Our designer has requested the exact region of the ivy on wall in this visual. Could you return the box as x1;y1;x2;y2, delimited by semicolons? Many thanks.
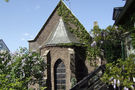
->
57;1;93;61
56;1;135;65
56;1;123;65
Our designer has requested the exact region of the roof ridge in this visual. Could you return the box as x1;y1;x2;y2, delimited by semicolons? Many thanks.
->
28;1;61;42
45;17;79;46
28;0;89;42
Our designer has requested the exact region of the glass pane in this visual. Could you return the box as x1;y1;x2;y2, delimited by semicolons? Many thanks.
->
57;74;66;78
57;80;61;84
57;85;61;89
56;69;65;73
54;59;66;90
61;80;66;84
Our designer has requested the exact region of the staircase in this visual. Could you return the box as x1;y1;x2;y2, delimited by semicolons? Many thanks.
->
70;65;109;90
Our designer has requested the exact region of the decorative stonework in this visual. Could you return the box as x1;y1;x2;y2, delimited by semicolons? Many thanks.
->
28;1;93;90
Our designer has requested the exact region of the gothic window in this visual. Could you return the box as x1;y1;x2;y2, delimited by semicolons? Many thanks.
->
54;59;66;90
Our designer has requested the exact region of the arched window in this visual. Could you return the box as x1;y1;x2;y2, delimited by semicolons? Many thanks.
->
54;59;66;90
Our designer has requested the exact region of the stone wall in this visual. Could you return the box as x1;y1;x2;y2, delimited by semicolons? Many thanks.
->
40;46;91;90
29;10;60;51
41;46;72;90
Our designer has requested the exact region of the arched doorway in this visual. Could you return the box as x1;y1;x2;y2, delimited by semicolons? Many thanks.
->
54;59;66;90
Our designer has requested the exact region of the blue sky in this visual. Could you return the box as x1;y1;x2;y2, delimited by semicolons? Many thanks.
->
0;0;125;52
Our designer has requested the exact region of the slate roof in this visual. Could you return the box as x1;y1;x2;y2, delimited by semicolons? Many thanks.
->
28;0;91;50
0;39;10;52
114;0;135;25
45;17;80;46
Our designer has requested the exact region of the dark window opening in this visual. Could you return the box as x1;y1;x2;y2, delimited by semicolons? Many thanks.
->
54;59;66;90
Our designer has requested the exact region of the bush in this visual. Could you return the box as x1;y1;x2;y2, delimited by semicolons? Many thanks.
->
0;47;46;89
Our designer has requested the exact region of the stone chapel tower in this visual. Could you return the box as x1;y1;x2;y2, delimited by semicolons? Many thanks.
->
29;1;92;90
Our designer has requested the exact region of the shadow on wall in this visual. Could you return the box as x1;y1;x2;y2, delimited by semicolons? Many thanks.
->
75;46;88;82
46;52;52;90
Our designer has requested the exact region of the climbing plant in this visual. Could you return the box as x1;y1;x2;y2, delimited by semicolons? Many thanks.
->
57;1;93;62
57;1;125;65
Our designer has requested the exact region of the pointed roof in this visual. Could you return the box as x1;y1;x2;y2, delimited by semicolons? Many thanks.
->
0;39;10;52
28;1;63;42
28;0;91;50
45;17;79;46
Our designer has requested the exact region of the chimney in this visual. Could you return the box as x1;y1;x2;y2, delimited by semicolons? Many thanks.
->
94;21;98;27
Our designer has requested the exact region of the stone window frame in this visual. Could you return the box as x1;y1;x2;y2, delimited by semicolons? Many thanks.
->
54;59;66;90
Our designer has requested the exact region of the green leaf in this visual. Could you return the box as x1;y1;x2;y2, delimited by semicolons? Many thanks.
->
5;0;9;2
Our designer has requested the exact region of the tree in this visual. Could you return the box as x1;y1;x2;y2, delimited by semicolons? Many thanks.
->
90;24;135;89
90;25;124;64
0;48;46;89
101;54;135;89
0;50;23;89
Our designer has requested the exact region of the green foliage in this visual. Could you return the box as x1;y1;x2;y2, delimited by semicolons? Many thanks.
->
57;43;82;47
100;12;135;90
121;12;135;49
71;77;77;88
0;50;24;90
0;48;46;89
131;32;135;48
57;1;92;62
5;0;9;2
13;48;45;80
57;1;124;65
101;54;135;89
91;25;123;63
